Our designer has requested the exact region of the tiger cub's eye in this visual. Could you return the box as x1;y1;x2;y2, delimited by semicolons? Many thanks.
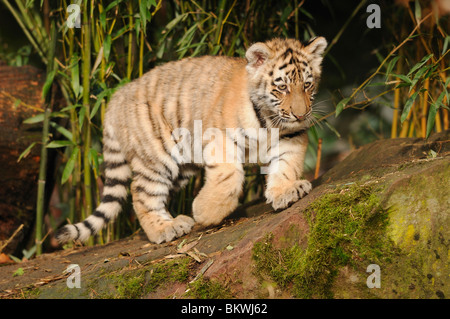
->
277;84;288;91
304;82;312;89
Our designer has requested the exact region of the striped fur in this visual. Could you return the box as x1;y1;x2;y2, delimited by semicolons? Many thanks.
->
55;37;327;244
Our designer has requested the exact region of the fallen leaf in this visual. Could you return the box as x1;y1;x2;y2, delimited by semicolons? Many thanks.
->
186;251;202;263
177;239;199;254
0;253;13;264
164;254;187;259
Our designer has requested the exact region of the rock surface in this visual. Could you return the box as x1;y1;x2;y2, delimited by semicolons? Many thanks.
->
0;131;448;299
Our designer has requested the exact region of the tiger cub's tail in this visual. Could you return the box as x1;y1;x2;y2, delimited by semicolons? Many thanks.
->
55;126;131;244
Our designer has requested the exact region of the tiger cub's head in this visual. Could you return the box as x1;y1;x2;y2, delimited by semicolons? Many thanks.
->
245;37;327;130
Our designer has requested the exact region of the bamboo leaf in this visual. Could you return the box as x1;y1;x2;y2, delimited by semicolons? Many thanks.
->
410;64;432;91
23;113;45;124
164;13;188;32
105;0;124;12
89;148;100;176
385;56;400;81
414;0;421;22
335;97;351;117
308;125;319;144
103;34;112;61
407;53;433;77
442;37;450;56
391;73;412;85
41;70;56;100
61;146;79;184
46;140;75;148
401;90;420;123
70;55;81;98
139;0;149;31
90;90;108;119
49;121;73;141
78;105;86;129
17;142;37;162
426;103;437;139
324;120;341;138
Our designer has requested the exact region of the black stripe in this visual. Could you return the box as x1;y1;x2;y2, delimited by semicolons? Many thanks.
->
102;194;125;204
135;185;169;197
176;100;182;129
217;172;234;184
74;224;81;240
105;160;128;170
282;48;293;58
92;210;110;223
83;220;95;235
160;162;174;179
279;63;289;70
252;102;266;128
133;170;172;187
281;129;307;139
105;177;129;187
103;145;122;154
274;77;282;82
269;151;292;163
136;199;165;212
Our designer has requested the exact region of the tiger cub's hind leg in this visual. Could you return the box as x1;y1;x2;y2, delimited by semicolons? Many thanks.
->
131;159;195;244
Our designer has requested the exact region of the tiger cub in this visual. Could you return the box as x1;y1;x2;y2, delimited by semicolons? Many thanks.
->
56;37;327;245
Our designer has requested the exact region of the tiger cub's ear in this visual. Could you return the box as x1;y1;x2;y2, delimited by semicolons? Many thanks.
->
304;36;327;77
246;42;273;68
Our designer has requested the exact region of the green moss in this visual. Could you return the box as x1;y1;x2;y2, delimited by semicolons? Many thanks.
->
187;276;232;299
252;183;395;298
90;257;193;299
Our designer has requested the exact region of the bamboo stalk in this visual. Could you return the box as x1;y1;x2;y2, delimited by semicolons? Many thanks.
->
139;29;144;77
391;88;400;138
421;78;430;138
391;61;402;138
214;0;227;45
435;109;443;133
441;60;449;130
314;138;323;180
81;0;93;242
127;1;134;79
36;21;57;255
443;96;449;130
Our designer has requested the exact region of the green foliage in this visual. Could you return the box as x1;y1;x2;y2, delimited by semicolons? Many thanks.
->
333;0;449;140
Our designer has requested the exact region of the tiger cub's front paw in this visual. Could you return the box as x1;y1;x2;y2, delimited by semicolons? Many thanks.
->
145;215;195;244
265;179;312;210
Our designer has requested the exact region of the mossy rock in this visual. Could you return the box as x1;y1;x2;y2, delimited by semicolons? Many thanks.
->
1;131;448;299
251;134;449;299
